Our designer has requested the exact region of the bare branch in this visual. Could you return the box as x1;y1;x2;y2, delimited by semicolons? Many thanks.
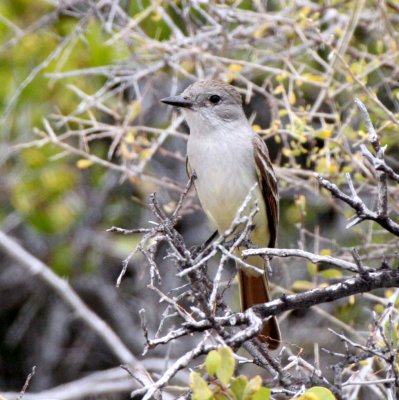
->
253;268;399;320
316;174;399;236
243;247;363;273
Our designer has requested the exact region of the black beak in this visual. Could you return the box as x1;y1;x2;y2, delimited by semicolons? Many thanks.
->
161;95;193;109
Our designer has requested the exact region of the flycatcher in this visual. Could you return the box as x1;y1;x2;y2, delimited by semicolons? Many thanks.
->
161;80;280;349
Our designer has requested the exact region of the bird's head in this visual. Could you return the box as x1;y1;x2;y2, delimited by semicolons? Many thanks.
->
161;80;246;131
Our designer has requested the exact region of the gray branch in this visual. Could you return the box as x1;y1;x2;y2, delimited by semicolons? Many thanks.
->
243;247;364;273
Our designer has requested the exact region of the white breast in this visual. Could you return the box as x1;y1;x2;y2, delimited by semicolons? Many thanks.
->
187;126;265;233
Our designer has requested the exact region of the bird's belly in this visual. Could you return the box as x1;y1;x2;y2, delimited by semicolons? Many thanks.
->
188;142;265;235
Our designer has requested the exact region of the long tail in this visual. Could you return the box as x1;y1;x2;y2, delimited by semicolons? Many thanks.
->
239;270;281;349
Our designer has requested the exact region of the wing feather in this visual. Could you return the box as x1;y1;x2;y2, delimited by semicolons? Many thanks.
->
186;156;193;178
252;135;279;248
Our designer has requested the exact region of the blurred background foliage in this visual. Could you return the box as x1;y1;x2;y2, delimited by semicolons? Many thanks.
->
0;0;399;398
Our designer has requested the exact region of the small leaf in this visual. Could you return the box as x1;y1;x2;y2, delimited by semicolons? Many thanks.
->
319;269;343;279
216;347;235;385
316;129;332;139
230;376;248;400
251;386;271;400
302;386;336;400
320;249;332;256
242;375;262;399
162;201;176;214
76;159;93;169
124;130;136;144
205;350;221;377
282;147;292;157
374;304;384;314
190;371;213;400
307;262;318;277
139;148;152;161
229;63;243;73
150;10;162;21
273;85;284;95
301;73;325;84
120;142;136;160
295;194;306;211
291;280;314;292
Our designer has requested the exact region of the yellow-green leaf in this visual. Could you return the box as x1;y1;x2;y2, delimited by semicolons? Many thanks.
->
229;63;243;73
307;262;318;277
301;73;325;83
216;347;235;385
316;129;332;139
274;85;284;95
230;376;248;400
242;375;262;399
291;280;314;292
252;124;262;132
319;269;343;279
302;386;336;400
190;371;213;400
320;249;332;256
251;386;271;400
76;159;94;169
205;350;221;377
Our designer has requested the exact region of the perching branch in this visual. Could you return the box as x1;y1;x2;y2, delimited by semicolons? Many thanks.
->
253;267;399;320
243;247;364;273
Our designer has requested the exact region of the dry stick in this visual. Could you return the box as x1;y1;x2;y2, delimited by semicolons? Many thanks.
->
360;144;399;183
316;174;399;236
17;366;36;400
0;230;156;393
354;98;388;217
2;367;138;400
243;247;362;273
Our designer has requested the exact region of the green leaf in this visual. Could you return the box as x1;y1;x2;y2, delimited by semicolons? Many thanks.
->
242;376;262;399
303;386;336;400
319;269;343;279
190;371;213;400
307;262;318;277
216;347;236;385
205;350;221;377
230;376;248;400
251;386;271;400
291;280;314;292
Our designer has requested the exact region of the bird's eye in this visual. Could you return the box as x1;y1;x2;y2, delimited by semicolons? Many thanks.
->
209;95;221;104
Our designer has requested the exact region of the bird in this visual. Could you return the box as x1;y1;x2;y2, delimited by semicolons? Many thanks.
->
161;80;280;349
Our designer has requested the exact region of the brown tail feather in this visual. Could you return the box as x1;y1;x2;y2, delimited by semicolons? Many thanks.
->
239;270;281;349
